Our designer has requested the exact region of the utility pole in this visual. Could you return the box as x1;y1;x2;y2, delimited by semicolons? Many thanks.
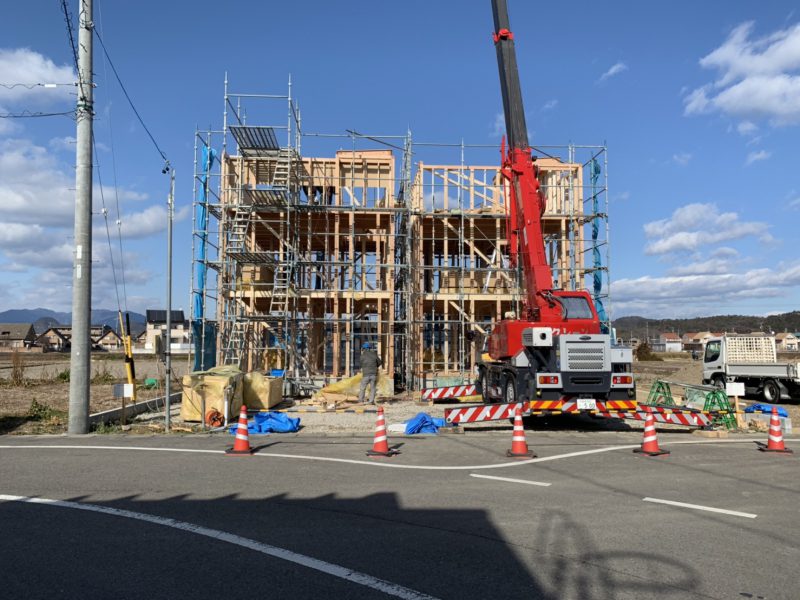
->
68;0;93;434
165;170;175;432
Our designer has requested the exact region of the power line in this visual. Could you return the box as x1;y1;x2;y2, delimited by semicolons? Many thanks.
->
93;28;170;171
59;0;80;74
0;110;75;118
96;2;128;312
92;134;124;314
0;82;75;89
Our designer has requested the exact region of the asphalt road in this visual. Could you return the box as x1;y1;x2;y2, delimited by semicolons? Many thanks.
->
1;430;798;599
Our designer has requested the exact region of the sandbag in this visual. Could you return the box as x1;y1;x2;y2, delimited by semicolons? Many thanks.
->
243;372;283;410
180;366;243;422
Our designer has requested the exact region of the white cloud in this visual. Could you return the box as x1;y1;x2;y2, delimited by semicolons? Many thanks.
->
745;149;771;165
672;152;692;166
736;120;758;135
789;197;800;209
541;99;558;111
116;205;189;240
616;191;631;202
48;136;76;152
490;112;504;138
599;62;628;82
613;261;800;316
0;49;75;104
684;22;800;124
0;223;46;250
643;203;769;255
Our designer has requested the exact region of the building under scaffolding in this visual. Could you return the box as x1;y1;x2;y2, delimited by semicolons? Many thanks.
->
190;81;610;393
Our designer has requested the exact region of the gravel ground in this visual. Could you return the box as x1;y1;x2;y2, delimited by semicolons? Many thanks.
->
3;355;798;436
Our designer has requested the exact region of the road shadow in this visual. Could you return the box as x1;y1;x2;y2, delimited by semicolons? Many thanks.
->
2;490;549;599
530;508;702;598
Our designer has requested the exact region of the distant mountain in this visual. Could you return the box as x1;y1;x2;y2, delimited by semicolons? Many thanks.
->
0;308;146;333
613;311;800;342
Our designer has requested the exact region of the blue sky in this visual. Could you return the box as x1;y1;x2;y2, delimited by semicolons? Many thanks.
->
1;0;799;320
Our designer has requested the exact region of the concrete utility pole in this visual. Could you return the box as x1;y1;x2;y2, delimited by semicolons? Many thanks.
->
68;0;93;434
165;170;175;432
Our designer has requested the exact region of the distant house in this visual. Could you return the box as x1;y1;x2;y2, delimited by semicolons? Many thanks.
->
95;329;123;352
775;332;798;352
36;327;70;352
35;325;111;352
142;310;190;355
682;331;713;353
0;323;36;349
652;332;682;353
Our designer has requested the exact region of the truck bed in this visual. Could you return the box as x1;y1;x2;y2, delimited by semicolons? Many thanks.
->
726;363;794;379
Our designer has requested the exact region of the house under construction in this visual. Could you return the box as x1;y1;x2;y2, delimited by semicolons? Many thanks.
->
190;81;610;392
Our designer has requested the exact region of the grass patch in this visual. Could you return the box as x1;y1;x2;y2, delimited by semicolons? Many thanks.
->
91;420;122;434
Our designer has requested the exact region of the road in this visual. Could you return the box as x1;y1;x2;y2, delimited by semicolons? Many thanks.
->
1;430;798;599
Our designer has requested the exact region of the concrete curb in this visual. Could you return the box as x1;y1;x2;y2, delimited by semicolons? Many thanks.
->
89;393;181;425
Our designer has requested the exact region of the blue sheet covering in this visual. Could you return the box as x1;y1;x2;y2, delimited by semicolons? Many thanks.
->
229;412;301;435
744;404;788;417
404;412;447;434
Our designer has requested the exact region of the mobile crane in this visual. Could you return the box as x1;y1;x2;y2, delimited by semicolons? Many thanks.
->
475;0;635;413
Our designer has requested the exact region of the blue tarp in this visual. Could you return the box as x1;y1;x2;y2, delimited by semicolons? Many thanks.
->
744;404;789;417
229;412;302;435
192;145;218;371
404;412;447;435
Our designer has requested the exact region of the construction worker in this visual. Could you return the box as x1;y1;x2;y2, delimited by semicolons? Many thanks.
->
358;342;382;404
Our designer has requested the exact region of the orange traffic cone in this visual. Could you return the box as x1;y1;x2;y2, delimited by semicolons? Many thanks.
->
506;407;536;458
225;405;253;455
366;407;399;457
633;407;670;457
757;407;793;454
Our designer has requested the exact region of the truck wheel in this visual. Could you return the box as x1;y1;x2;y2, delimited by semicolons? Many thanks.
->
503;376;517;404
480;370;489;403
712;376;726;390
763;379;781;403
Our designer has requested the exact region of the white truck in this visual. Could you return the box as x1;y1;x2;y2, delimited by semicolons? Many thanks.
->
702;335;800;402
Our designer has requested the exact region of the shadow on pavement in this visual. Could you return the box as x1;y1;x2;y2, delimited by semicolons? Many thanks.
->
0;487;705;600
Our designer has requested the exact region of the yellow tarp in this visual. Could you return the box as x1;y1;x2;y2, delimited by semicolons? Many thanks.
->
243;372;283;410
180;365;244;422
312;369;393;402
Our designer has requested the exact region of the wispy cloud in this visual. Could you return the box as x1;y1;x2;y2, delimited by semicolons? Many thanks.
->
745;149;771;165
684;22;800;125
672;152;692;166
599;61;628;82
643;203;770;255
541;99;558;111
736;121;758;136
490;112;504;138
613;261;800;317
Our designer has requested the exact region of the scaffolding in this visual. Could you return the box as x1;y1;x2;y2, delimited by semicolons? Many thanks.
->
190;80;610;393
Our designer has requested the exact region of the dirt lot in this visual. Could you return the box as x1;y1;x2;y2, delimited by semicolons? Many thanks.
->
0;352;190;434
1;352;797;435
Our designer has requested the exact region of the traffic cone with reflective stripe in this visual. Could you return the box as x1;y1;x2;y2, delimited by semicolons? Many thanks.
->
633;407;670;457
507;407;536;458
225;405;253;455
757;407;793;454
366;407;399;457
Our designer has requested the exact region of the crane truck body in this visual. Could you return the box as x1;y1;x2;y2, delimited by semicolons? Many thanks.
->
476;0;635;410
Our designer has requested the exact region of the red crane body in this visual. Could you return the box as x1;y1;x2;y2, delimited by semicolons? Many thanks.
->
488;1;600;360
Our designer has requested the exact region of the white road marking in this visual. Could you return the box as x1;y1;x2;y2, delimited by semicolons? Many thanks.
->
469;474;551;487
0;438;793;471
0;494;438;600
642;497;757;519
